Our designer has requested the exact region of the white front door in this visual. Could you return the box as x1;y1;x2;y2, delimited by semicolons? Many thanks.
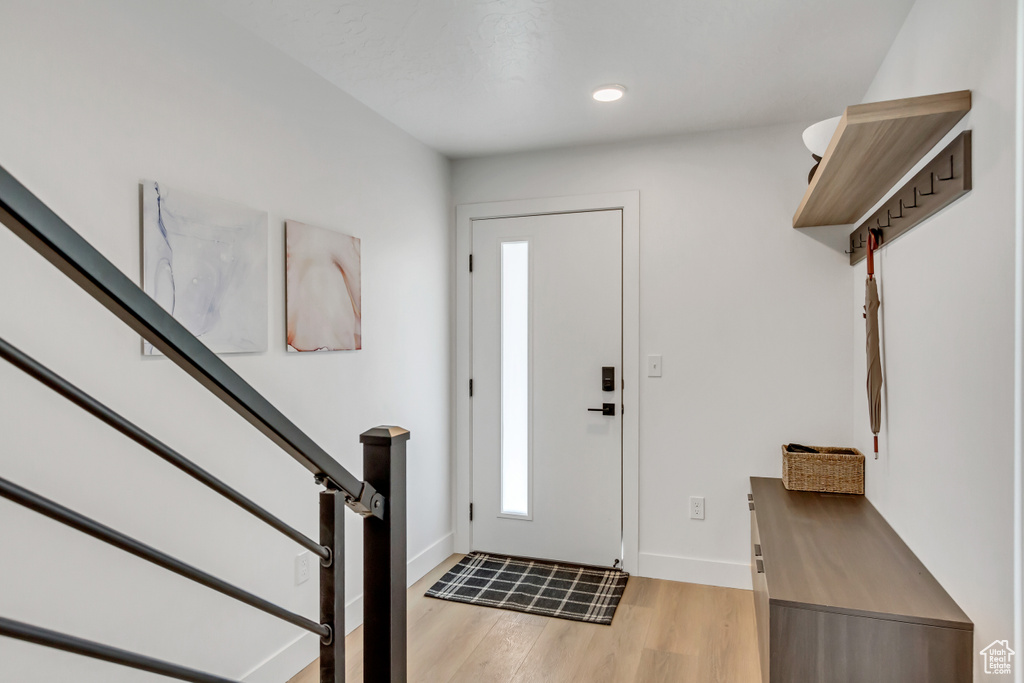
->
471;210;623;568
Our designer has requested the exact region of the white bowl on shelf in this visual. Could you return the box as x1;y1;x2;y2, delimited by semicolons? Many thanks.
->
802;115;842;158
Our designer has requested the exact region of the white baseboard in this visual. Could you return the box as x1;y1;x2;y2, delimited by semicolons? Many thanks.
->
244;531;455;683
638;552;752;590
242;632;318;683
407;531;455;588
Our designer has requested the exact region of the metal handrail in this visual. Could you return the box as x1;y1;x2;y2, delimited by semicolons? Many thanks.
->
0;336;329;561
0;163;382;519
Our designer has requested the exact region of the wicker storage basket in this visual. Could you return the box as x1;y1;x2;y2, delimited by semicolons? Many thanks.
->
782;445;864;494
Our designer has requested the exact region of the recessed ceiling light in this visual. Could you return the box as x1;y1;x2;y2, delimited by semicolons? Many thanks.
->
593;85;626;102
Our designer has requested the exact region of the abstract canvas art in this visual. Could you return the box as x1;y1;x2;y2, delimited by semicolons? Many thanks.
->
141;181;268;355
286;220;361;352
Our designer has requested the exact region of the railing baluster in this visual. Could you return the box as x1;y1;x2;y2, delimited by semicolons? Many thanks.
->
0;335;330;562
320;490;345;682
0;616;240;683
361;426;410;683
0;476;330;639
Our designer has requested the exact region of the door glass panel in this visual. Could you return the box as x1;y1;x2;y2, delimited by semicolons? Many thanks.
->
501;241;529;516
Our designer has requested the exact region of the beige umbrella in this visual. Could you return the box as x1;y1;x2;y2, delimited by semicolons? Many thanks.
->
865;231;882;457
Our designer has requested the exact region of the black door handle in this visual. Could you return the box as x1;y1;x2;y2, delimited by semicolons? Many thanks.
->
587;403;616;416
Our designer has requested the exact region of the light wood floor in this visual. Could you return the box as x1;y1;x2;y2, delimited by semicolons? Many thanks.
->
289;554;760;683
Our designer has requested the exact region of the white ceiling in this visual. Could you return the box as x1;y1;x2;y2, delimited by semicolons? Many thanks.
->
206;0;915;159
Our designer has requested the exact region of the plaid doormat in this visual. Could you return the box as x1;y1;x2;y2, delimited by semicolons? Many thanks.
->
425;552;628;625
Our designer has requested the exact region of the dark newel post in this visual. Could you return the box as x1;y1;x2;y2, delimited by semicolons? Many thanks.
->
361;426;409;683
320;490;345;683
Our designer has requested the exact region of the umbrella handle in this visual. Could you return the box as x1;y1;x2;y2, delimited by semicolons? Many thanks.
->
866;230;879;278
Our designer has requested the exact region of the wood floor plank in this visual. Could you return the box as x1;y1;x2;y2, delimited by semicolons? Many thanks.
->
409;599;504;682
643;579;709;656
635;649;700;682
703;585;760;683
644;581;761;682
569;604;653;683
408;553;464;628
288;555;760;683
448;611;548;683
344;625;364;682
509;615;601;683
618;575;662;609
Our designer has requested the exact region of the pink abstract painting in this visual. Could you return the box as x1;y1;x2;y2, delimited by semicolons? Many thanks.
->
286;221;361;351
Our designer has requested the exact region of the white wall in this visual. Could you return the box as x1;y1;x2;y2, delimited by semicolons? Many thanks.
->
0;2;451;682
850;0;1017;677
452;124;854;589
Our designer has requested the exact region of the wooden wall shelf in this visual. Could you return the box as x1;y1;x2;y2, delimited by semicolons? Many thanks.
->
793;90;971;228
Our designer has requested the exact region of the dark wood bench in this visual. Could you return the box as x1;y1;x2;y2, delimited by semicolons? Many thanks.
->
749;477;972;682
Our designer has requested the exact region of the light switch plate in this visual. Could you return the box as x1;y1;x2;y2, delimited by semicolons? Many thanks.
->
647;355;663;377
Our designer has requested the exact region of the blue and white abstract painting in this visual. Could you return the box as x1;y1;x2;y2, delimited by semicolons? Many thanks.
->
141;181;268;355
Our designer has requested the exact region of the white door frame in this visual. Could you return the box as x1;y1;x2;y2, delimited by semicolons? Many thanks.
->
454;191;640;573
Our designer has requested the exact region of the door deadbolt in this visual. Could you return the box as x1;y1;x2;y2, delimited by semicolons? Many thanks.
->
602;366;615;392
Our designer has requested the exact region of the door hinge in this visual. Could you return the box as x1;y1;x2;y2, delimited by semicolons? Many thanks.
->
469;254;473;272
470;503;474;521
469;379;473;397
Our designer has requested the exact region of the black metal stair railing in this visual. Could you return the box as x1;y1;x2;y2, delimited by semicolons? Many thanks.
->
0;336;330;562
0;164;409;683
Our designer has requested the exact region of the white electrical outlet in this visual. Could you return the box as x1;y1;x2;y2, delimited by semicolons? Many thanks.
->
295;551;311;585
690;496;705;520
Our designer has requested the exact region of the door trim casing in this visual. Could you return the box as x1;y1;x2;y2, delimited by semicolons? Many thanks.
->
454;192;640;573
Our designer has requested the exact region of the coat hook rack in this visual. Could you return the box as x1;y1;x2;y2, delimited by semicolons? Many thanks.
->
937;154;955;181
848;131;972;266
919;172;936;196
846;233;867;254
